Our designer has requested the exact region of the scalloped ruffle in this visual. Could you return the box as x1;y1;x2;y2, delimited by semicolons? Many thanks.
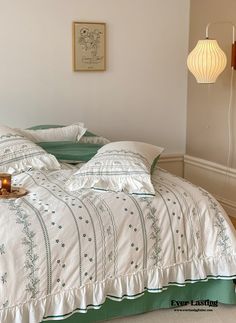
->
1;153;60;174
1;254;236;323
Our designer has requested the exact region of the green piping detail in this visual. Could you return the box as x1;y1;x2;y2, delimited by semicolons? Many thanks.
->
42;275;236;321
151;155;160;174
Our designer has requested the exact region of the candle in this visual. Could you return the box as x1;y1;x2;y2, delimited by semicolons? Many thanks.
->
0;173;12;193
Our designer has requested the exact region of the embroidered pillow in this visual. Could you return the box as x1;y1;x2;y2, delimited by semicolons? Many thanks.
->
79;130;110;145
0;125;61;173
15;123;87;143
66;141;164;196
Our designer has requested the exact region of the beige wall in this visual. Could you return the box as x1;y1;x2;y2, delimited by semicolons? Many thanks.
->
0;0;190;154
187;0;236;168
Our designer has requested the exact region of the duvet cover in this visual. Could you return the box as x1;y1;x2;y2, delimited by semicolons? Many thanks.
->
0;164;236;323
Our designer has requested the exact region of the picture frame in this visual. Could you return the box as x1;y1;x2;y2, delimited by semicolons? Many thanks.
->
72;22;106;71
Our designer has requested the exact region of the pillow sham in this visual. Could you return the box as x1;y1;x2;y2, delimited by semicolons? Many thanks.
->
66;141;164;196
0;125;61;173
16;123;86;143
26;124;110;144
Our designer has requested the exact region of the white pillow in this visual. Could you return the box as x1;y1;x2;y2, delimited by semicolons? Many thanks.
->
0;125;61;173
15;124;87;143
66;141;164;196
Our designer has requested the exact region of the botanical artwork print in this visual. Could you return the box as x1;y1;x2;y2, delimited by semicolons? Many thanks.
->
73;22;106;71
79;28;102;64
0;164;235;323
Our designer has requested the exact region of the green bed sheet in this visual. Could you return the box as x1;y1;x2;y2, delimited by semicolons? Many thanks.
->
43;279;236;322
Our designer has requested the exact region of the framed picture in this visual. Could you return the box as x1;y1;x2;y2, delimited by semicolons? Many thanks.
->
73;22;106;71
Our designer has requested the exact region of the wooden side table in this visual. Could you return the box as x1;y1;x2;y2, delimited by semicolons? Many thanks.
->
229;216;236;230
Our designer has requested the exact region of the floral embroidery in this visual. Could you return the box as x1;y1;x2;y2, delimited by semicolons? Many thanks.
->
214;214;231;252
199;188;231;253
142;198;162;266
107;226;112;236
196;231;200;240
79;135;110;145
0;244;5;255
1;273;7;285
108;251;113;261
9;201;40;298
192;208;200;240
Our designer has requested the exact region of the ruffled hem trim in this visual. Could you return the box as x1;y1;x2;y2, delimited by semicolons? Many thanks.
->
1;254;236;323
66;173;155;196
1;153;61;174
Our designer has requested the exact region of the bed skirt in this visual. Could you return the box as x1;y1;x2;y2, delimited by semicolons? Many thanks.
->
42;279;236;322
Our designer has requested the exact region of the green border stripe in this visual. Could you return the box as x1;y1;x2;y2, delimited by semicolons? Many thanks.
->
42;275;236;321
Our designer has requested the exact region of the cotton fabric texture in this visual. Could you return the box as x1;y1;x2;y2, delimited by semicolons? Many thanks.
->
0;164;236;323
0;125;60;173
16;123;87;143
27;124;110;146
66;141;164;195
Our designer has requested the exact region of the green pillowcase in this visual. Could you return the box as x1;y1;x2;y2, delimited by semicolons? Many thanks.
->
37;141;103;163
28;125;102;139
27;125;107;163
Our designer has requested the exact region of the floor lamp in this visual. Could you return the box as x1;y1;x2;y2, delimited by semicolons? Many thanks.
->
187;21;236;185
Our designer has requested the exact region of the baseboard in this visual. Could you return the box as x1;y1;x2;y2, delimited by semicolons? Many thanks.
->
184;155;236;178
159;154;184;177
184;155;236;216
215;196;236;217
156;153;236;215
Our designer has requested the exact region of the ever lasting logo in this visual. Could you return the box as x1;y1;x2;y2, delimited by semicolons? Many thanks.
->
171;299;218;308
79;27;103;65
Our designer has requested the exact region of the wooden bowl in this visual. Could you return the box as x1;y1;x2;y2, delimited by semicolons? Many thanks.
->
0;187;28;199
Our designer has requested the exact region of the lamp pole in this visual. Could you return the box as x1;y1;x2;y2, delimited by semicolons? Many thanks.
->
205;21;236;69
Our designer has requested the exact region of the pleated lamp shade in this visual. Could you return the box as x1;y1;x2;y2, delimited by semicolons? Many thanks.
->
187;39;227;83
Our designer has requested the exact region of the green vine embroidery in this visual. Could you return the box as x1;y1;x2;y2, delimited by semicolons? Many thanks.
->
9;201;40;298
96;149;150;165
199;188;231;253
0;244;5;255
215;215;231;252
1;272;7;284
142;198;162;266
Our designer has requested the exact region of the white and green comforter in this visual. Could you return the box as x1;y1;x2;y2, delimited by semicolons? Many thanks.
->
0;164;236;323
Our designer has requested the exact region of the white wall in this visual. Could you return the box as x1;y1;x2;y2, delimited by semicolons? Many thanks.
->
187;0;236;168
185;0;236;215
0;0;190;153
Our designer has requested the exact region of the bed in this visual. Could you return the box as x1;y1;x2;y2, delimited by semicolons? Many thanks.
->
0;161;236;323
